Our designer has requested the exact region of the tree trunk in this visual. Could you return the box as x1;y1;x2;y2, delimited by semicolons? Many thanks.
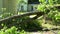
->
3;0;19;15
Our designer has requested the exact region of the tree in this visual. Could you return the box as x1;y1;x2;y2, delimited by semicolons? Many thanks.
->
3;0;20;15
1;0;22;18
0;0;2;14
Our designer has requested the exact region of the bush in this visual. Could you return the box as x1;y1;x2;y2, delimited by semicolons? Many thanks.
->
38;0;60;25
0;26;27;34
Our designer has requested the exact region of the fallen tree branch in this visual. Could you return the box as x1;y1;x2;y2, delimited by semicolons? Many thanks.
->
1;4;60;23
0;11;44;23
46;4;60;9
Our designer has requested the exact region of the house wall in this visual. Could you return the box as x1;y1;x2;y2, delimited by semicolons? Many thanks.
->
17;0;28;11
17;4;27;11
17;0;39;12
28;4;39;11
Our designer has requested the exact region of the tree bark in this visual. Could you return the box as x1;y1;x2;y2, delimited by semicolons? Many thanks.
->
0;11;44;23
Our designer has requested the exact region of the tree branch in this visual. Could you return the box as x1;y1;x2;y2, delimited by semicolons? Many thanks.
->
0;11;44;23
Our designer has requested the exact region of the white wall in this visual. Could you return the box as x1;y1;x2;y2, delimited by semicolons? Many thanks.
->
17;0;28;11
28;4;39;11
17;3;27;11
17;0;39;11
24;4;27;11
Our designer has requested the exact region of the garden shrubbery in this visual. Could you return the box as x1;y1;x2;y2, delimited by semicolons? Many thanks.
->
0;26;27;34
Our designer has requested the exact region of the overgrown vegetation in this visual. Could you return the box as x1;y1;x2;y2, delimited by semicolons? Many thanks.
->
0;0;60;34
38;0;60;25
0;26;27;34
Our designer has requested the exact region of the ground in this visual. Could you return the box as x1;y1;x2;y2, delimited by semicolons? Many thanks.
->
26;30;59;34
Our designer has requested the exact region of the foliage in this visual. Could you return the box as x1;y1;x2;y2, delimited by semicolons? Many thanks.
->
38;0;60;24
1;0;60;34
19;0;27;4
58;31;60;34
0;26;27;34
0;14;43;31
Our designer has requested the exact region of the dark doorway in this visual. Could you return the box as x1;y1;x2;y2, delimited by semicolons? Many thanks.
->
28;0;40;4
21;6;24;11
31;6;33;11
